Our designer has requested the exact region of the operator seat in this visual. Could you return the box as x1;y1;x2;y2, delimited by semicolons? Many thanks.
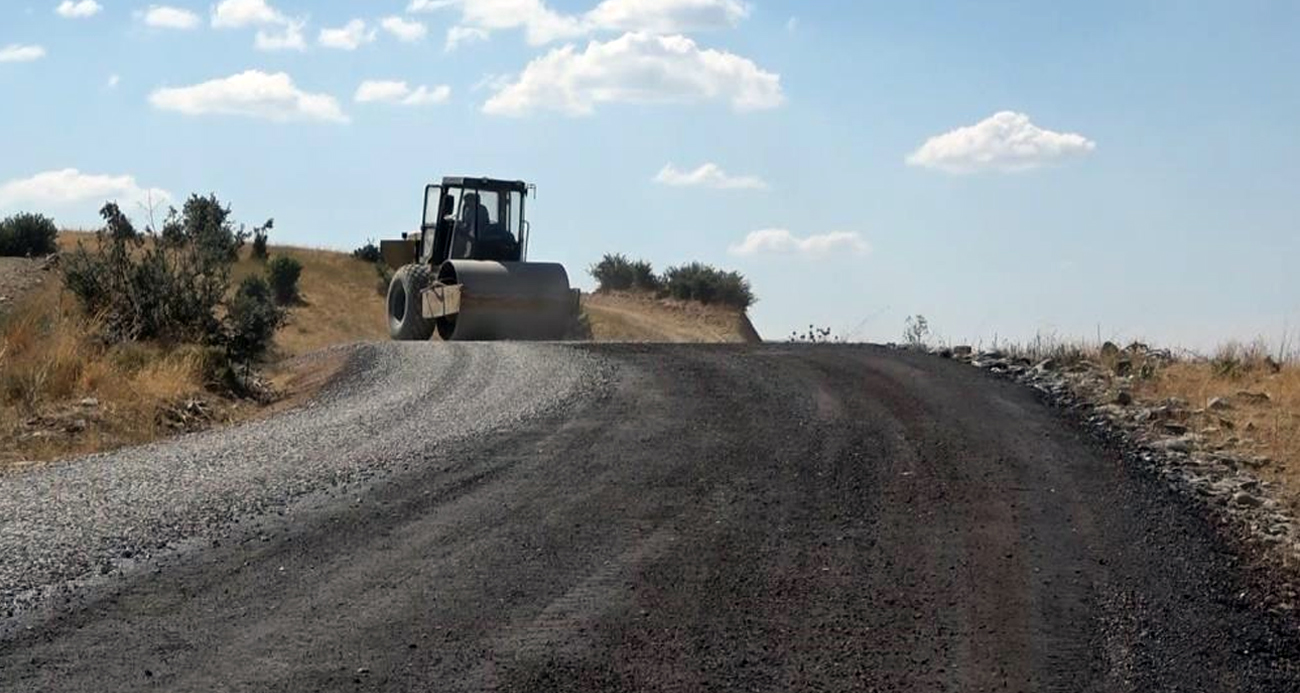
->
451;193;490;259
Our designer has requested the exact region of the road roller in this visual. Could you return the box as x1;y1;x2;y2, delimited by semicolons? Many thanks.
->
380;177;578;341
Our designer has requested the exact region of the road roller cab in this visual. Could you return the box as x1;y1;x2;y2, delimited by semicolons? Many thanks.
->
381;177;577;342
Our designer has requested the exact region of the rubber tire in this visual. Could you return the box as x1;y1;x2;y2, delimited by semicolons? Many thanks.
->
387;264;435;341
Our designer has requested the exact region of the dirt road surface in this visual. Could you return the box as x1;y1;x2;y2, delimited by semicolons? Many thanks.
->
2;344;1299;691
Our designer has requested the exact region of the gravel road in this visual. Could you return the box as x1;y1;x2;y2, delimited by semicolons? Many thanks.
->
2;343;1299;691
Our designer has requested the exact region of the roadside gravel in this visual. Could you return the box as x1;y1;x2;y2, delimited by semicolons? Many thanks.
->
0;341;606;616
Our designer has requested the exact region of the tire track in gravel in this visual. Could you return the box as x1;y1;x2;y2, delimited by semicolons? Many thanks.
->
0;342;605;620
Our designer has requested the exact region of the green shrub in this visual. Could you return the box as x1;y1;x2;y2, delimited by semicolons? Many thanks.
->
589;253;662;293
62;202;228;344
157;194;247;260
60;196;288;380
629;259;660;292
223;276;284;365
590;253;635;291
662;262;754;309
353;240;382;264
267;255;303;305
0;212;59;257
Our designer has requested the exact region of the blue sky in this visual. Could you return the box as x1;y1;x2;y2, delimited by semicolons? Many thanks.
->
2;0;1298;349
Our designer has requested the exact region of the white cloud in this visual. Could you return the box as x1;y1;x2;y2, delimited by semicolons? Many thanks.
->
141;5;201;30
256;20;306;51
906;111;1097;174
381;16;427;42
56;0;102;19
729;229;871;257
149;70;348;123
417;0;748;47
0;169;171;211
355;80;450;106
355;81;407;103
0;44;46;63
445;25;489;51
211;0;285;28
654;163;766;190
106;73;120;88
410;0;582;45
407;0;454;11
585;0;749;34
319;19;377;50
483;32;783;116
211;0;304;50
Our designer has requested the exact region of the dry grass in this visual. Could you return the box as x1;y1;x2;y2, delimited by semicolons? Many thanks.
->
1137;360;1300;505
0;282;210;466
582;291;760;343
1;234;388;467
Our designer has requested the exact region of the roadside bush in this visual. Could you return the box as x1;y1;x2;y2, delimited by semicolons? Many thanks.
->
352;240;382;264
157;194;247;260
223;276;284;365
0;212;59;257
662;262;755;309
267;255;303;305
790;326;835;343
629;259;661;292
60;196;289;377
589;253;663;293
250;219;273;261
62;203;228;344
590;253;636;291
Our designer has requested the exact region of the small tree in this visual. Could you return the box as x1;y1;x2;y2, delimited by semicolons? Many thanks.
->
267;255;303;305
250;219;273;261
903;315;930;348
179;194;245;261
0;212;59;257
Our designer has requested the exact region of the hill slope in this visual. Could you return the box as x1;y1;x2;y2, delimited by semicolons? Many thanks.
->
1;240;758;466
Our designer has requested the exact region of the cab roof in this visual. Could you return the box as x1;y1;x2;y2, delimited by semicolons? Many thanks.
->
440;176;529;194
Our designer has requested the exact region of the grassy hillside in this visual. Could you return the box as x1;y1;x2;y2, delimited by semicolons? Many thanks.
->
0;236;757;466
233;245;388;357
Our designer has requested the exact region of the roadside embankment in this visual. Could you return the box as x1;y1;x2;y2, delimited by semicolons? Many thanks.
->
932;342;1300;593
